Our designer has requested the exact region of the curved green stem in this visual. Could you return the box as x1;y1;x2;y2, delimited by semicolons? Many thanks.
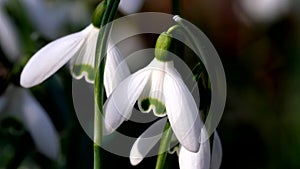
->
93;0;120;169
155;120;173;169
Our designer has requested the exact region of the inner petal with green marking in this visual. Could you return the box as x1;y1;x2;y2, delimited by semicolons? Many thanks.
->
139;97;166;117
71;64;95;83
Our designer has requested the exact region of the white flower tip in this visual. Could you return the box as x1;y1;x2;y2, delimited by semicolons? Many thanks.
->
130;156;143;166
20;73;34;88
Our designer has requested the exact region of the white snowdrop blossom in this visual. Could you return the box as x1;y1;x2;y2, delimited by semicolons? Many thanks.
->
0;85;60;160
20;24;129;93
103;32;203;152
20;1;131;96
129;118;222;169
20;24;99;88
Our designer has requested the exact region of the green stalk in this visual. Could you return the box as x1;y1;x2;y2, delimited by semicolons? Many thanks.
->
93;1;120;169
155;121;173;169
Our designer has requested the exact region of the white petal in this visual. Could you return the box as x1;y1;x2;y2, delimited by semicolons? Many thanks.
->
0;7;20;61
179;130;211;169
103;68;151;135
9;88;59;160
130;118;167;166
104;42;131;96
211;132;222;169
20;26;88;88
70;25;99;83
163;60;202;152
118;0;144;14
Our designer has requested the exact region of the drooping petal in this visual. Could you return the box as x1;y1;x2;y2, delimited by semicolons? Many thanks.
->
104;42;131;96
130;118;167;166
163;60;202;152
6;87;59;160
179;130;211;169
70;24;99;83
0;7;20;61
103;68;151;135
20;26;89;88
211;132;222;169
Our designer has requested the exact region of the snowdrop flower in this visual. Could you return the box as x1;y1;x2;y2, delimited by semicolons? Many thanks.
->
129;118;222;169
0;85;59;160
20;1;130;93
103;32;202;152
0;1;21;60
20;23;99;87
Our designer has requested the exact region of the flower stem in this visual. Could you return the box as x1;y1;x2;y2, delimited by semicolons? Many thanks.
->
155;120;173;169
93;0;120;169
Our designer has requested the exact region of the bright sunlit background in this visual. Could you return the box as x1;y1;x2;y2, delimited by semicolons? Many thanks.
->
1;0;300;168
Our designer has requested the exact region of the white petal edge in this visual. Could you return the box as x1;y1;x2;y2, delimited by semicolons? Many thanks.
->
163;61;202;152
130;118;167;166
16;88;59;160
211;132;222;169
179;130;211;169
104;42;131;96
20;25;90;88
103;68;151;135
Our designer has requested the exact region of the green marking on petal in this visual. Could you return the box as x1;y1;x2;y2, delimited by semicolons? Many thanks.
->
72;64;95;82
140;97;166;116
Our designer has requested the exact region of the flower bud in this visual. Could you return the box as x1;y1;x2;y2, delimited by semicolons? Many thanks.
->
155;32;172;62
92;1;107;28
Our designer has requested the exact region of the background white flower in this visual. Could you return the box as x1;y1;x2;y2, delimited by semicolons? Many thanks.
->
0;2;21;60
0;85;60;160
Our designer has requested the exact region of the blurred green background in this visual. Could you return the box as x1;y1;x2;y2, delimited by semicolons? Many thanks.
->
1;0;300;168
